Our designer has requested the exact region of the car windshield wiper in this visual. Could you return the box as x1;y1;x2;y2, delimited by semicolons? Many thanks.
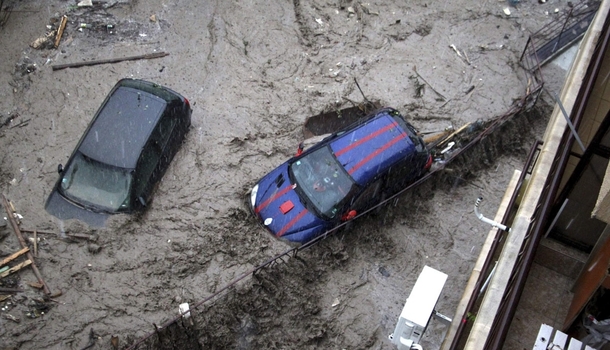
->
61;193;110;214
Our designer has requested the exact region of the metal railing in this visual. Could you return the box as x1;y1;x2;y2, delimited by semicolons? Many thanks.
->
520;0;601;71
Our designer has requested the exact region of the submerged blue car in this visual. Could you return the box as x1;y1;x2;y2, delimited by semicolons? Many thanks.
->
249;107;431;244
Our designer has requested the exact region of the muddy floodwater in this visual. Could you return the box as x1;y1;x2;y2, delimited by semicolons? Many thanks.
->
0;0;573;349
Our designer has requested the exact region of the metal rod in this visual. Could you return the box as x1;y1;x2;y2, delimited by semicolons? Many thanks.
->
551;6;574;54
549;90;586;152
544;198;568;238
480;261;498;294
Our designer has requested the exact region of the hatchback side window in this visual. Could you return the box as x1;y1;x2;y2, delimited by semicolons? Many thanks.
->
134;142;161;198
150;110;177;152
386;159;420;192
350;178;383;212
133;112;174;199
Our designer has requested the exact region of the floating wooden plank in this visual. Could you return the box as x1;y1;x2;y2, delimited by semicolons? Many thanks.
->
27;281;44;289
66;232;98;241
54;15;68;48
52;51;169;71
0;259;32;278
21;229;56;235
0;247;29;267
33;230;37;257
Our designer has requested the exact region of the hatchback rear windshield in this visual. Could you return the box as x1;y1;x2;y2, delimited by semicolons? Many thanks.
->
391;114;425;152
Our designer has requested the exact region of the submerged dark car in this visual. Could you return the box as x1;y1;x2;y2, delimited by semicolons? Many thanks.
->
249;107;431;244
45;79;191;226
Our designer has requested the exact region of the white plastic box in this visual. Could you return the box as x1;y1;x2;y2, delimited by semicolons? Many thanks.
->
391;266;448;349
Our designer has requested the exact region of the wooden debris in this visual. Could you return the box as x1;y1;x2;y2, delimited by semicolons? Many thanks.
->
22;229;97;243
33;230;38;257
54;15;68;48
450;44;471;65
30;32;55;49
52;51;169;71
423;129;454;146
21;229;55;235
0;259;32;278
436;122;474;148
67;232;98;242
111;335;119;349
450;44;463;58
27;281;44;289
0;295;10;302
0;287;23;293
3;313;20;323
0;247;29;267
463;49;471;65
1;195;51;295
9;118;31;129
412;65;447;101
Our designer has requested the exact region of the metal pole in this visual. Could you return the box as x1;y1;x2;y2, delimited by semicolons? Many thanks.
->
549;90;586;152
544;198;568;238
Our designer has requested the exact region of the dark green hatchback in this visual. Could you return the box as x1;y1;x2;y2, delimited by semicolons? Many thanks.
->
45;79;191;226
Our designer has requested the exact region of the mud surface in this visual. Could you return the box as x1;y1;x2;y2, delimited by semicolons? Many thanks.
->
0;0;576;349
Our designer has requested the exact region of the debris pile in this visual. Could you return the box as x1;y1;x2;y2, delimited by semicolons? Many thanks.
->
30;15;67;49
0;193;109;329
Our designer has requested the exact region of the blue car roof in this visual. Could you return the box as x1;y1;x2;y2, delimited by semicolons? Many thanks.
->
329;110;416;186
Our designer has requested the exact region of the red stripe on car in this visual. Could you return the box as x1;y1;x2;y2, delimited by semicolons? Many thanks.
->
277;209;308;237
334;120;399;157
348;133;407;175
255;185;293;214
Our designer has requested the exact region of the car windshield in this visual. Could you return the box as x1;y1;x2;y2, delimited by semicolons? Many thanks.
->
59;151;132;212
289;146;356;218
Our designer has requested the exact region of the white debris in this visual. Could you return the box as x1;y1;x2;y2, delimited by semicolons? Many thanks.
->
179;303;191;318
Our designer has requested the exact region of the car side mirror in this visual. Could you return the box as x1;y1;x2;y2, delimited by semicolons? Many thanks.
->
57;164;63;174
341;210;357;221
296;142;304;156
138;196;147;208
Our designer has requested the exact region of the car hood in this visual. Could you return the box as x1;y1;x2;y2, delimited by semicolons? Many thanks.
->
252;163;331;243
45;189;109;227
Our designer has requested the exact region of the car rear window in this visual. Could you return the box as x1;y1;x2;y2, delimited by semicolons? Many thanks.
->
391;113;425;152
